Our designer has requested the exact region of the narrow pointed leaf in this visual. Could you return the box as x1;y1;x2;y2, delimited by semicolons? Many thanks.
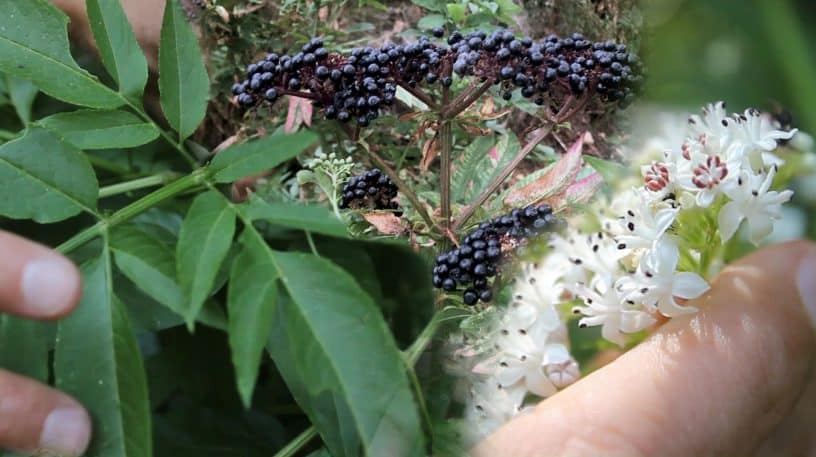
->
210;131;317;183
86;0;149;101
584;155;627;184
227;244;279;408
111;225;185;315
38;109;159;149
257;235;424;457
55;251;152;457
0;0;122;108
451;135;495;203
0;127;98;222
5;75;38;124
504;135;584;206
158;0;209;141
177;191;235;327
243;195;348;238
0;315;48;381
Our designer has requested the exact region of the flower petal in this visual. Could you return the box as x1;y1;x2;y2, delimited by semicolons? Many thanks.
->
672;271;710;299
718;200;744;243
747;212;774;245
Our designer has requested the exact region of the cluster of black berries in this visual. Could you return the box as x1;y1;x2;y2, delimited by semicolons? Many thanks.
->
432;204;558;305
232;29;643;125
339;168;399;210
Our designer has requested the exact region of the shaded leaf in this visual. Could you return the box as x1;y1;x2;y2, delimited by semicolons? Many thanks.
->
0;127;98;222
110;225;185;315
0;0;122;108
0;315;48;381
284;96;313;134
504;135;584;206
5;75;37;123
451;134;495;203
55;251;152;457
177;191;235;328
38;109;159;149
584;155;627;185
228;238;279;408
210;130;317;183
87;0;148;101
244;195;347;238
158;0;209;141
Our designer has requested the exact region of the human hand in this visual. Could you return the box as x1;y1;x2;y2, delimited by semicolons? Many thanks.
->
476;241;816;457
0;230;90;456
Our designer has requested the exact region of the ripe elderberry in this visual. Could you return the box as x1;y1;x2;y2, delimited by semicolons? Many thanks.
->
432;204;558;305
339;168;399;210
232;30;643;126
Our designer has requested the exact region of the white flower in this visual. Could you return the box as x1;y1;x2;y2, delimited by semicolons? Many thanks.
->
718;166;794;245
614;192;679;251
573;279;657;346
462;380;529;445
730;108;797;169
617;240;709;317
674;140;739;207
687;101;732;147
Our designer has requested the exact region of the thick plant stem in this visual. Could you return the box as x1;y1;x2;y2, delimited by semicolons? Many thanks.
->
442;79;493;119
439;120;453;237
57;170;207;254
365;150;435;231
98;172;180;198
397;81;438;110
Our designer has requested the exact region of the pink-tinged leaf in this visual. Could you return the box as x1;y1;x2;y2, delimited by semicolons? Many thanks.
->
488;146;499;162
548;171;603;211
363;212;406;235
504;135;585;206
284;97;313;133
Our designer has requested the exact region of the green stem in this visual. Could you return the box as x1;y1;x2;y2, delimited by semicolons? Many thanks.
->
57;170;208;254
365;149;436;232
86;155;133;176
305;231;320;256
99;172;180;198
272;426;318;457
124;99;199;168
439;120;452;239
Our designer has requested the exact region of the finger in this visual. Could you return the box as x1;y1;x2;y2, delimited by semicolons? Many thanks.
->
476;241;816;457
0;230;82;319
0;369;91;456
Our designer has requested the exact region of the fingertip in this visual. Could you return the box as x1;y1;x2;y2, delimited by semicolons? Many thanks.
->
20;255;83;319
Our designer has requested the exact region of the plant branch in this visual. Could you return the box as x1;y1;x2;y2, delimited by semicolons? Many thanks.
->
365;149;435;231
442;79;494;119
439;119;452;238
57;170;207;254
272;426;318;457
98;172;180;198
396;81;438;110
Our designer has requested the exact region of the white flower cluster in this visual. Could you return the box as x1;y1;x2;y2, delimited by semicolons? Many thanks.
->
447;102;797;443
446;257;580;445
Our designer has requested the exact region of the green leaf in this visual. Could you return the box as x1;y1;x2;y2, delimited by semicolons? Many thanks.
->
177;191;235;327
262;242;424;457
38;109;159;149
411;0;445;12
55;250;152;457
158;0;209;141
0;127;98;222
446;3;466;22
584;155;627;185
451;135;496;203
0;0;122;108
0;315;48;381
227;240;279;408
417;14;447;29
209;131;317;183
111;225;185;315
243;195;348;238
5;75;38;123
86;0;149;101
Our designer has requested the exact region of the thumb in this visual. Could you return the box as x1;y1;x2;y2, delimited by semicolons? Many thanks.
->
476;240;816;457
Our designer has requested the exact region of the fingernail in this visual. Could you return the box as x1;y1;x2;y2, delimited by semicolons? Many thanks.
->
20;258;79;317
796;250;816;329
39;408;91;457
